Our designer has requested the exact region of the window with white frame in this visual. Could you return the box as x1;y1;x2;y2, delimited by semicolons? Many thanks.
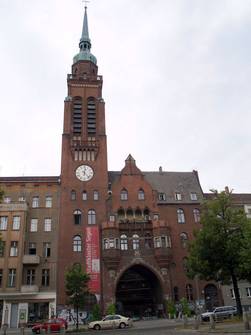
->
109;215;115;222
175;192;182;201
32;196;39;208
26;269;35;285
103;239;109;249
246;287;251;297
154;237;161;248
193;209;200;223
8;269;16;287
0;216;8;230
120;189;128;201
44;218;52;232
132;234;140;250
190;192;198;201
4;197;11;204
82;191;87;201
12;216;21;230
158;193;166;201
18;196;26;202
45;196;52;208
73;235;82;252
88;209;96;224
30;218;38;232
138;189;145;200
120;234;128;250
10;241;18;257
177;209;185;223
93;191;99;201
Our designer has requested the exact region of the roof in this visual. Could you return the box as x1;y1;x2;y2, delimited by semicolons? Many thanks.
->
0;176;60;184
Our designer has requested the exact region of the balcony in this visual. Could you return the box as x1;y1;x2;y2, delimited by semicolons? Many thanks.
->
22;255;40;265
21;285;39;294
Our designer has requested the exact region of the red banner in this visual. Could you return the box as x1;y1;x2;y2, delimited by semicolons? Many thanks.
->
85;226;100;294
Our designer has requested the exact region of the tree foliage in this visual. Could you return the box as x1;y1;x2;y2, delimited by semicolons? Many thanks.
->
187;190;251;316
65;264;90;329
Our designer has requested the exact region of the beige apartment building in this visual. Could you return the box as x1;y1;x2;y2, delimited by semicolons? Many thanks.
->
0;177;59;327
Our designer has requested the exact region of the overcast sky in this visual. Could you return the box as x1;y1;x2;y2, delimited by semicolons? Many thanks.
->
0;0;251;193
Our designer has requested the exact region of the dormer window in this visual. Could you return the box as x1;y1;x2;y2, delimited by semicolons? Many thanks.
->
158;193;166;201
190;192;198;201
175;192;182;201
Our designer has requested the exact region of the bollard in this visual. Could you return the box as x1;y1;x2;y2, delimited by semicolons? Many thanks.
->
194;315;200;330
243;311;250;331
209;314;215;330
20;325;25;335
2;324;8;335
183;315;188;328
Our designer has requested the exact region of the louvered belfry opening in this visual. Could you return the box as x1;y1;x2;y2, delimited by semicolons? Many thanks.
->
73;97;82;134
87;98;96;135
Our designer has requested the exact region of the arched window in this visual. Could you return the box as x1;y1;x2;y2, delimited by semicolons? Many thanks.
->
180;232;188;248
73;210;82;225
144;233;152;249
186;284;193;301
72;97;82;134
103;238;109;250
87;98;96;135
174;286;179;302
82;191;87;201
177;208;185;223
117;208;125;219
73;235;82;252
120;234;128;250
132;234;140;250
71;190;76;201
138;189;145;200
120;189;128;201
193;208;200;223
126;208;133;219
88;210;96;225
135;208;142;219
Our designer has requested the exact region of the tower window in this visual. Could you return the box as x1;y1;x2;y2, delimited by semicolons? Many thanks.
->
71;190;76;201
73;235;82;252
132;234;140;250
74;210;82;225
87;98;96;135
88;209;96;224
120;234;128;250
82;191;87;201
93;191;99;201
73;98;82;134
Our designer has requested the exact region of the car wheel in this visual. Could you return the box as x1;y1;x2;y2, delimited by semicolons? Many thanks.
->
119;322;126;329
94;324;101;330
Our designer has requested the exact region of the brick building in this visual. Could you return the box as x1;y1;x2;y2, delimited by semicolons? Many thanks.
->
0;6;250;326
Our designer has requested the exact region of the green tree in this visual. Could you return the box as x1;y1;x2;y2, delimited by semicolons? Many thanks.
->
65;264;90;330
187;190;251;317
106;303;116;315
91;304;102;321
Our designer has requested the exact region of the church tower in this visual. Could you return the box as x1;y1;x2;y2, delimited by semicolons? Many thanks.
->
57;6;108;306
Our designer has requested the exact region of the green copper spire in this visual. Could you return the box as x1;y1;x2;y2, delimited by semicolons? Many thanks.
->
73;6;97;65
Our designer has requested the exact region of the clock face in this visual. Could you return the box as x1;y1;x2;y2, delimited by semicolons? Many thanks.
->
75;165;94;181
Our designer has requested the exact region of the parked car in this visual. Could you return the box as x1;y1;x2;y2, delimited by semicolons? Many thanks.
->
88;314;133;330
201;306;237;321
32;318;68;333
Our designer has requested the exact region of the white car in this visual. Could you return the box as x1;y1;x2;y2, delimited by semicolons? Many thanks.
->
88;314;133;330
201;306;237;321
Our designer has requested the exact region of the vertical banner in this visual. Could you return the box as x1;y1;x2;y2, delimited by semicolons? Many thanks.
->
85;226;100;294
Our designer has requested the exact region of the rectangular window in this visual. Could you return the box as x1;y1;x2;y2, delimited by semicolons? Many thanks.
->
10;241;18;257
0;241;5;257
3;197;11;204
42;269;50;286
93;191;99;201
29;243;36;255
8;269;16;287
153;214;159;220
43;242;51;258
161;236;167;248
26;269;35;285
18;196;26;202
0;216;8;230
190;192;198;201
30;219;38;232
154;237;161;248
44;218;52;232
230;288;241;299
12;216;21;230
175;193;182;201
0;269;3;287
158;193;166;201
246;287;251;297
45;196;52;208
109;215;115;222
32;196;39;208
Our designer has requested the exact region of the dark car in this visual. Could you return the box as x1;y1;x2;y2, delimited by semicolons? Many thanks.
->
32;318;68;333
201;306;237;321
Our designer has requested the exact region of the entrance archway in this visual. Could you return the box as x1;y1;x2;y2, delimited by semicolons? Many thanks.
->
115;264;163;318
204;284;219;311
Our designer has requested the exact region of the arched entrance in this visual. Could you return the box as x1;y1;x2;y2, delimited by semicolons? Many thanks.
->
115;265;163;318
204;284;219;311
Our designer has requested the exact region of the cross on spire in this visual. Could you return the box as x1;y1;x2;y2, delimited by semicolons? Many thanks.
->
82;0;90;8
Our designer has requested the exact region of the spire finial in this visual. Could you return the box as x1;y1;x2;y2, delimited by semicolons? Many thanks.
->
79;1;91;51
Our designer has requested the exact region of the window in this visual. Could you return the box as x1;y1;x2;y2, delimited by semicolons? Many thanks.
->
103;238;118;249
190;192;197;201
26;269;35;285
43;242;51;257
193;209;200;223
154;236;171;248
175;192;182;201
0;241;5;257
10;241;18;257
73;97;82;134
154;237;161;248
4;197;11;204
93;191;99;201
73;235;82;252
44;218;52;232
103;239;109;249
8;269;16;287
161;236;168;247
29;243;36;255
144;233;152;249
12;216;21;230
177;209;185;223
132;234;140;250
32;196;39;208
87;98;96;135
109;215;115;222
180;232;188;248
74;210;82;225
138;189;145;200
45;196;52;208
0;269;2;287
153;213;159;220
30;218;38;232
82;191;87;201
120;189;128;201
120;234;128;250
88;210;96;225
117;208;125;219
42;269;50;286
230;288;241;299
0;216;8;230
183;257;189;272
71;190;76;201
158;193;166;201
18;196;26;202
174;287;179;302
246;287;251;298
186;284;193;301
